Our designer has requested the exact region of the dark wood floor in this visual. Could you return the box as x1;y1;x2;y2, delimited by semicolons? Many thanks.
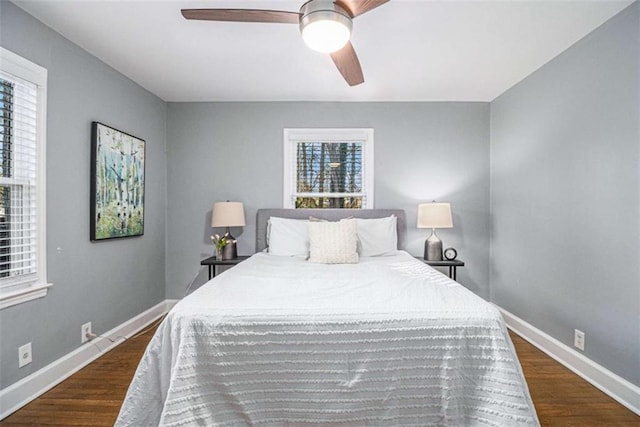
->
1;328;638;426
510;333;639;426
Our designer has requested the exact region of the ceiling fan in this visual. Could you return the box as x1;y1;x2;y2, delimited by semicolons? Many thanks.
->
181;0;390;86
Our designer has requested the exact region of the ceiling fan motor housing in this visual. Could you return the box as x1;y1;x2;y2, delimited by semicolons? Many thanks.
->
299;0;353;53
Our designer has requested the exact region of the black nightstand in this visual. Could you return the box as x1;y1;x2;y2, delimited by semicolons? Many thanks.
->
201;255;251;279
415;257;465;280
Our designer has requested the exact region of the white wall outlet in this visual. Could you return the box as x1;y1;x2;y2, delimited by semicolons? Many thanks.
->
574;329;585;351
18;342;32;368
81;322;92;344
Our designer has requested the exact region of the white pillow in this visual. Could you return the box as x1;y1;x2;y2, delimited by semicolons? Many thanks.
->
355;215;398;257
267;217;309;256
308;219;359;264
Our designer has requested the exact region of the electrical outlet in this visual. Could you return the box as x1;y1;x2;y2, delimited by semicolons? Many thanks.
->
82;322;92;344
18;343;32;368
574;329;585;351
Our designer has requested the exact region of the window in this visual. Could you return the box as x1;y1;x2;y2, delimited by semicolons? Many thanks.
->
283;128;373;209
0;48;49;309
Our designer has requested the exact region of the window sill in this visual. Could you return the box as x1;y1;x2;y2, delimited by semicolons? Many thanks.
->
0;282;52;310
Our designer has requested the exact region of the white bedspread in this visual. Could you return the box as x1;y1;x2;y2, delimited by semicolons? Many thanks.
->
116;251;539;426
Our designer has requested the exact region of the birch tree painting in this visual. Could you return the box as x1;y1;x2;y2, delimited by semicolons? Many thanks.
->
90;122;145;240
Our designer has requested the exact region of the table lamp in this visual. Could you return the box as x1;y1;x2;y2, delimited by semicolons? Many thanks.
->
211;201;245;259
417;202;453;261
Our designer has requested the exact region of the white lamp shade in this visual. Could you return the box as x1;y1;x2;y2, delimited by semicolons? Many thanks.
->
211;202;246;227
417;202;453;229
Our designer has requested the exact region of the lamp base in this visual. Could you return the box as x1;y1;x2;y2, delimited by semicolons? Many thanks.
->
222;228;238;260
424;229;443;261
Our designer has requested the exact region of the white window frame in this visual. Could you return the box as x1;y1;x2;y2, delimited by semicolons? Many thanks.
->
0;47;50;309
283;128;374;209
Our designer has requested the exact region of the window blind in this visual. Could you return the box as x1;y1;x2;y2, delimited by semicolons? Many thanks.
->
293;141;366;209
0;71;39;287
283;129;374;209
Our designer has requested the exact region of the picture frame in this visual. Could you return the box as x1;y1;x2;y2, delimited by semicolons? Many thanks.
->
90;122;145;241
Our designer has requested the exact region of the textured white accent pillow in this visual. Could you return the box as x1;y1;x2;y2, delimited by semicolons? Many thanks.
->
308;219;359;264
268;217;309;257
356;215;398;257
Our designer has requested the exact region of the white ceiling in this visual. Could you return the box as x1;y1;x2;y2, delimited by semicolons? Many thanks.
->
13;0;632;102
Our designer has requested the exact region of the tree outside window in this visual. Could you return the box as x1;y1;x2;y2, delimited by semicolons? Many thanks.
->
284;129;373;209
295;141;363;208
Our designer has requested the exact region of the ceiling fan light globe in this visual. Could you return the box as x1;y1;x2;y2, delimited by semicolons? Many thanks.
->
299;1;353;55
302;18;351;53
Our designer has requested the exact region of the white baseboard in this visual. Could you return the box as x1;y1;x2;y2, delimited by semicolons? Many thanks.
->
496;304;640;416
0;299;179;420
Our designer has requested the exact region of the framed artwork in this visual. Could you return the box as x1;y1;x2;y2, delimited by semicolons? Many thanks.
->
90;122;145;241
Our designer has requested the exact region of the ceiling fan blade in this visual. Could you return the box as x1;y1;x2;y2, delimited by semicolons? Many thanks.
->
330;41;364;86
181;9;301;24
335;0;390;18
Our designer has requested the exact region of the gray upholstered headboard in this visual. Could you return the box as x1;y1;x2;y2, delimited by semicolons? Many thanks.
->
256;209;407;252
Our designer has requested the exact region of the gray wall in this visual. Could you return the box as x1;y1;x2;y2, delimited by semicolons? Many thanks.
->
0;2;167;388
490;2;639;386
166;102;490;299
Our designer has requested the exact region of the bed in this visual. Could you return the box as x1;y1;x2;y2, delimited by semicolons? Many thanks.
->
116;209;539;426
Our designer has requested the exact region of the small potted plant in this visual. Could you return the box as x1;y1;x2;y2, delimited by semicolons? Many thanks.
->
210;234;227;260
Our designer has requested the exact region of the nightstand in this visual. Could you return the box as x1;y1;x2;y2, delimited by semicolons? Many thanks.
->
201;255;251;279
415;257;465;280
